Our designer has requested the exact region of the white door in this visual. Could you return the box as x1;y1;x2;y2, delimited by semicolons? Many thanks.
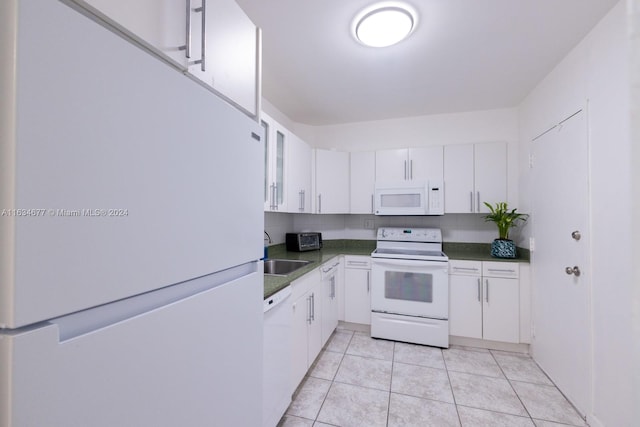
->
531;110;590;415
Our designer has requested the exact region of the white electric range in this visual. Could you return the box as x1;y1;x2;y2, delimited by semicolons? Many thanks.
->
370;227;450;348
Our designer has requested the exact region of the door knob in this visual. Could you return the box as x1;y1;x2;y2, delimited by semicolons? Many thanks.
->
571;230;581;241
565;266;581;277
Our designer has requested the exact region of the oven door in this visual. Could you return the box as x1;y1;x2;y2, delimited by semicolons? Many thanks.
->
371;258;449;319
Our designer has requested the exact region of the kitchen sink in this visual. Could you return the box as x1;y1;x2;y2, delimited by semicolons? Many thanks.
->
264;259;312;276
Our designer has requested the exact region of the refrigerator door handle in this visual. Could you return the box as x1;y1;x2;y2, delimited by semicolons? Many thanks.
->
50;262;257;342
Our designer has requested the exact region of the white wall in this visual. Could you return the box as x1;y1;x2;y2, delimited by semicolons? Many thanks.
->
264;212;293;245
629;0;640;419
291;213;522;245
519;2;633;425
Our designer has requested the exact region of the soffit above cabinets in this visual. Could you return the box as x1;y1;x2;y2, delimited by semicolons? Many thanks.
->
236;0;619;126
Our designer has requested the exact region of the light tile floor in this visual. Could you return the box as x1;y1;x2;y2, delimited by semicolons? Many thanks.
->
279;325;587;427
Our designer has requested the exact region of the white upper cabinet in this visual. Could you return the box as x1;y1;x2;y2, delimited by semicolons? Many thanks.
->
350;152;376;214
262;113;287;212
189;0;259;115
375;149;408;181
314;150;350;214
72;0;260;116
375;147;443;182
286;133;312;213
444;142;507;213
474;142;507;213
443;144;475;213
72;0;189;67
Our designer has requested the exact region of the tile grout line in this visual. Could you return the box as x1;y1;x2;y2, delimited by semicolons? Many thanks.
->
488;348;535;422
442;347;464;427
386;341;395;427
314;329;357;425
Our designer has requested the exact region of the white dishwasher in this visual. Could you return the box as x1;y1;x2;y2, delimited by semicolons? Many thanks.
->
262;286;292;427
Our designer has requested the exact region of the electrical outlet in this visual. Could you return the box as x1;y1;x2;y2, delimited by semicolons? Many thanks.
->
529;237;535;251
364;219;375;229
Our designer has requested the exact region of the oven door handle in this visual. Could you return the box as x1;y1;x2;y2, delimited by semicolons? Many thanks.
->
371;258;449;272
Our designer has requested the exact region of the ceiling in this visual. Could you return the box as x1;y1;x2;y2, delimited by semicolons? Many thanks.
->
236;0;619;126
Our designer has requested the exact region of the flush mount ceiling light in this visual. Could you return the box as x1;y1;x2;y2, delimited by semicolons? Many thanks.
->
353;2;417;48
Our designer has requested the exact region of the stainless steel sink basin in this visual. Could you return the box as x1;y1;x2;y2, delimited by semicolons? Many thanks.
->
264;259;312;276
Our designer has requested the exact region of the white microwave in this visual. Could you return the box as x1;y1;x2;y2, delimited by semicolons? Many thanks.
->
374;181;444;216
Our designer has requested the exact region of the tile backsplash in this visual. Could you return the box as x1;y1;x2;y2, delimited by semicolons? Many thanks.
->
266;212;529;246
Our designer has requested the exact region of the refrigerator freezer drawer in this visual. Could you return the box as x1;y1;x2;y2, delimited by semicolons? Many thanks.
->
0;270;263;427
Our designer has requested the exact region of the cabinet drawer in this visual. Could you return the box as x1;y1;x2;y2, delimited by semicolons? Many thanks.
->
483;262;519;279
344;256;371;269
449;260;482;276
290;269;320;301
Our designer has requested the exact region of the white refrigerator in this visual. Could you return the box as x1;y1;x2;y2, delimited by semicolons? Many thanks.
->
0;1;264;426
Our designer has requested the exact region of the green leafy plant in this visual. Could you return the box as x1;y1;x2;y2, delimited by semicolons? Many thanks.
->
483;202;528;240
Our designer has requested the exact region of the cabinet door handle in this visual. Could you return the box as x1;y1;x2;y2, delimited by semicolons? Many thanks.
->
189;1;206;70
477;191;481;212
470;192;474;213
273;184;276;210
477;278;481;302
371;194;374;214
198;0;206;71
410;159;413;180
311;293;315;321
404;160;407;180
452;266;479;272
318;194;322;213
307;296;312;324
271;183;277;210
485;279;489;303
331;277;336;299
366;271;370;293
179;0;193;58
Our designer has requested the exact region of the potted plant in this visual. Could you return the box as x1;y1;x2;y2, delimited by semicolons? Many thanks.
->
483;202;528;258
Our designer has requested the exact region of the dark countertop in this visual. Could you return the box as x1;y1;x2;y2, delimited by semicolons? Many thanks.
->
263;240;528;299
443;242;530;263
263;240;375;299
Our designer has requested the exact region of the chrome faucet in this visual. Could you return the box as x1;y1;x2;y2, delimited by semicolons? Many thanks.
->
264;230;272;244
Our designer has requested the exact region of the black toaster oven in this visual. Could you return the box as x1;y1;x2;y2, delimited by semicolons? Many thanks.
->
285;232;323;252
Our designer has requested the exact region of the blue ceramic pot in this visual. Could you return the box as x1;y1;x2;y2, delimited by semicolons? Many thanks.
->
491;239;516;259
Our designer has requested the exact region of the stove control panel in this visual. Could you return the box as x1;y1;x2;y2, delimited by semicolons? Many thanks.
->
377;227;442;243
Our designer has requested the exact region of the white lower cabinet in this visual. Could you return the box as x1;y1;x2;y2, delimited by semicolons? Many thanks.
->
344;256;371;325
449;260;521;343
449;262;483;339
320;259;341;345
290;268;322;393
